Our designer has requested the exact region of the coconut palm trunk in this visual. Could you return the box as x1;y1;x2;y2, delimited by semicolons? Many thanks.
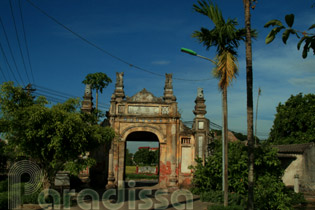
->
244;0;255;209
222;85;228;206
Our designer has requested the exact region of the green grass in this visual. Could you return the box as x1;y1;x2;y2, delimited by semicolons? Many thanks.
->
125;174;158;180
125;166;137;174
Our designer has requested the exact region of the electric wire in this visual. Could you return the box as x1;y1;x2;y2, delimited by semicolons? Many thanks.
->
8;0;31;84
33;84;78;98
0;64;8;81
18;0;35;84
33;92;64;104
25;0;213;82
33;84;110;108
33;91;109;111
0;37;21;85
34;84;111;106
0;16;24;85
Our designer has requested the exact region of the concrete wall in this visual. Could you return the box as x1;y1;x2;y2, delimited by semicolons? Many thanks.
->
303;147;315;190
281;146;315;191
282;154;303;187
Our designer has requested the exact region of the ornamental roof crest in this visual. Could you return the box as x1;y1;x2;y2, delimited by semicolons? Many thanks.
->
126;88;163;103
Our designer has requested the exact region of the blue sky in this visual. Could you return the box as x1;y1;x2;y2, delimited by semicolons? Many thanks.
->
0;0;314;152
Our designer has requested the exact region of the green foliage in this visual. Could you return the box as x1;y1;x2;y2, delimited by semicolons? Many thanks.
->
289;191;307;206
190;140;304;209
0;82;115;187
268;93;315;145
82;72;112;111
0;179;42;206
125;174;158;180
0;192;8;209
192;0;247;55
133;148;158;166
0;140;8;173
254;175;292;210
0;179;8;192
125;149;134;166
265;14;315;58
200;190;245;207
82;72;112;94
21;183;42;204
208;204;244;210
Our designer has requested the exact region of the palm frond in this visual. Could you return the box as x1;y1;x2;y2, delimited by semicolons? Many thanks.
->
193;0;224;26
213;51;238;90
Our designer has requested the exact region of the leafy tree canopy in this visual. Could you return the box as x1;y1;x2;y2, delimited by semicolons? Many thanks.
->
133;148;158;166
265;14;315;59
0;82;115;187
82;72;112;94
268;93;315;145
82;72;112;111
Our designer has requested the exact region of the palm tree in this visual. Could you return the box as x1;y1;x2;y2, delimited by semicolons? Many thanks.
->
192;0;245;206
82;72;112;111
243;0;254;209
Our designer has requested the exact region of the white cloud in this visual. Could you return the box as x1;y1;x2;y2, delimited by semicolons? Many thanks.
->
289;77;315;88
151;60;171;65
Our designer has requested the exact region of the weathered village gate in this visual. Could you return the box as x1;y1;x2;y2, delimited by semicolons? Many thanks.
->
82;72;210;188
104;72;210;189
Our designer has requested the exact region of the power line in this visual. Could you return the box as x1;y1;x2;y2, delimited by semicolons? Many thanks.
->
34;84;78;98
32;92;65;104
34;84;111;106
32;91;109;112
0;16;24;85
0;36;21;85
25;0;213;82
8;0;31;84
18;0;35;84
33;84;110;108
0;64;8;81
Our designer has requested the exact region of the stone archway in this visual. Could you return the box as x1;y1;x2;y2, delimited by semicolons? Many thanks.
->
104;72;210;189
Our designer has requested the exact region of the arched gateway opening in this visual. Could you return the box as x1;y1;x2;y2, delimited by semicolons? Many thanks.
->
101;72;210;189
125;131;159;187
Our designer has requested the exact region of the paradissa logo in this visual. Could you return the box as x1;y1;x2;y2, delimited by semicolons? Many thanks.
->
8;160;193;210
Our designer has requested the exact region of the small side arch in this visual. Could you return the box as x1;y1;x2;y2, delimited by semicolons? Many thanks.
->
120;125;166;143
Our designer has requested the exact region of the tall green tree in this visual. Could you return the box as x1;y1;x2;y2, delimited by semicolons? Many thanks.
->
82;72;112;111
268;93;315;145
192;0;245;206
243;0;255;209
0;82;115;188
133;148;156;166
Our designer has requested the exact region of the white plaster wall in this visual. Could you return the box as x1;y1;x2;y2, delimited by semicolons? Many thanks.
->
282;154;303;186
181;147;192;173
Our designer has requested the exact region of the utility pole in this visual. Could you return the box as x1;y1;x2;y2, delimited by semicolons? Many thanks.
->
23;83;36;96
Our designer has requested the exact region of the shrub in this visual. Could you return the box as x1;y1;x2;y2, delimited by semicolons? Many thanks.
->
200;190;245;207
0;179;8;192
254;175;292;210
190;140;305;209
0;192;8;209
289;191;307;206
208;204;244;210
